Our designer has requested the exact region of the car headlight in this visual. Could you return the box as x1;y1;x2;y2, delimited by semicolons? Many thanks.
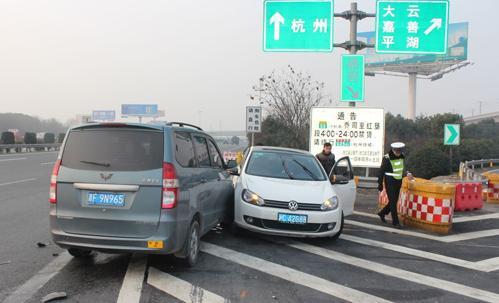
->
322;196;339;211
242;189;265;206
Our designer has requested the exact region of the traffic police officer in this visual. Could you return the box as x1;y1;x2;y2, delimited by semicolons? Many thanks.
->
377;142;412;228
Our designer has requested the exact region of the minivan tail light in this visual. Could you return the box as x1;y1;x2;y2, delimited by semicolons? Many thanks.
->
162;162;179;209
49;159;61;203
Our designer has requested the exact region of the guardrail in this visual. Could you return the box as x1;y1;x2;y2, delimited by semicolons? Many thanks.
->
0;143;61;154
460;159;499;180
357;176;378;189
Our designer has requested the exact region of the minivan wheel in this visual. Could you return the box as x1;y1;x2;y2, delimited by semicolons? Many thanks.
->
184;220;201;267
67;248;92;258
330;213;344;241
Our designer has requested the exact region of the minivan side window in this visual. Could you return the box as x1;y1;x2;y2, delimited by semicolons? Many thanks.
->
174;132;196;168
207;139;223;169
193;135;211;167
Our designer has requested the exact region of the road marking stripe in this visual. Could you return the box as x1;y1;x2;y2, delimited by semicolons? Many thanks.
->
201;242;392;303
116;255;147;303
285;240;499;303
340;234;497;272
355;211;499;224
3;252;72;303
345;219;499;242
453;213;499;223
147;267;228;303
40;161;55;165
0;178;37;187
0;157;27;162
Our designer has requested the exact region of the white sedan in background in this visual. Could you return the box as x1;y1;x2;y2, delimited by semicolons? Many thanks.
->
230;146;356;239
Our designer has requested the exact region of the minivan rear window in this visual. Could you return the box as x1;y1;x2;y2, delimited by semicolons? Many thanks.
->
61;128;164;171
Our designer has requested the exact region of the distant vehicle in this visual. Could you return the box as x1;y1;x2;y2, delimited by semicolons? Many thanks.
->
229;146;356;239
49;121;234;266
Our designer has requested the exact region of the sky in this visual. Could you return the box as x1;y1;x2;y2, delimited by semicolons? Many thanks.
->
0;0;498;130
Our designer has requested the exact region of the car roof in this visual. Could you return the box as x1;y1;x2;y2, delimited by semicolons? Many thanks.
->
250;146;313;156
70;121;213;137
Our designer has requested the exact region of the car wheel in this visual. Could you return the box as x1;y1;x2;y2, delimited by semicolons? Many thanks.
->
330;213;344;241
184;220;201;267
67;248;92;258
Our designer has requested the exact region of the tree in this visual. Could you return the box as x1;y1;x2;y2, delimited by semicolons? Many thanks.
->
406;145;449;179
58;133;66;144
230;136;240;145
250;65;328;149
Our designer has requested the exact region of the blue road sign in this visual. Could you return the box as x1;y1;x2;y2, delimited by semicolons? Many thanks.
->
121;104;158;116
92;110;116;121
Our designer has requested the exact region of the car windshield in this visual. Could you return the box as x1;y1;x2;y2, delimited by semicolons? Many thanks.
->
245;150;326;181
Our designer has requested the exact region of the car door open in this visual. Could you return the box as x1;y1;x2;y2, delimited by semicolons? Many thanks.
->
329;156;356;216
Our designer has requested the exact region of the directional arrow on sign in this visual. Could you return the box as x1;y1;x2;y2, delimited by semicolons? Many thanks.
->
269;12;284;41
446;124;458;143
424;18;443;35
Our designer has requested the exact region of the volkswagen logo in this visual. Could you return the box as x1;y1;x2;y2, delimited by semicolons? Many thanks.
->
288;200;299;211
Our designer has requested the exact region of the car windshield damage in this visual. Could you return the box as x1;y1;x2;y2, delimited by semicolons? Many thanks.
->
245;151;326;181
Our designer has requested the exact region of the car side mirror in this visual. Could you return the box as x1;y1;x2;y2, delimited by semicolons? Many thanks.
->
227;167;240;176
330;175;349;185
226;160;238;169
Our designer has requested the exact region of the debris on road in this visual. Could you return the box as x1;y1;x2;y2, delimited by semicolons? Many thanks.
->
52;253;59;257
0;260;11;266
37;242;48;248
41;291;67;302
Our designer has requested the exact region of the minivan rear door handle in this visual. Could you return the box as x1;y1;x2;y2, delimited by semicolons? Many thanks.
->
73;183;139;192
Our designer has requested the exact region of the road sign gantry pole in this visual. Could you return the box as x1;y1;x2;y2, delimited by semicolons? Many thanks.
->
334;2;375;108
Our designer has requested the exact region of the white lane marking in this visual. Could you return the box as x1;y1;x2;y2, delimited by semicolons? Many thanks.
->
40;161;55;165
116;255;147;303
355;210;499;224
3;252;72;303
201;242;392;303
285;241;499;303
0;157;27;162
341;234;499;272
147;267;228;303
0;178;37;187
345;219;499;243
453;213;499;223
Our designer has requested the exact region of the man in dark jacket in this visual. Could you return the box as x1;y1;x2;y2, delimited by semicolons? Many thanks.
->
377;142;412;228
316;142;335;176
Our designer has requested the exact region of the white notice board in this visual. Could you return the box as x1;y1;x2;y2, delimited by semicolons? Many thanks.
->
310;107;385;168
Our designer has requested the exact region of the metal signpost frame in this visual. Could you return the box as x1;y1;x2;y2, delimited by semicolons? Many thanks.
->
263;0;334;52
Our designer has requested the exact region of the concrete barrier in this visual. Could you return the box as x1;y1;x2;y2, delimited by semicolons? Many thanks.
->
0;144;61;154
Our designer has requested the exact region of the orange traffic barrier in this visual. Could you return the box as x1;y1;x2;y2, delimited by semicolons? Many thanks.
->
398;177;455;234
483;172;499;203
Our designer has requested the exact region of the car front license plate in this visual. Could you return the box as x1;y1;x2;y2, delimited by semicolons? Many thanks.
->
278;213;308;224
87;192;125;207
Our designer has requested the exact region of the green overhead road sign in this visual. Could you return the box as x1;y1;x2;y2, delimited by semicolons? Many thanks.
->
375;0;449;54
444;124;460;145
263;0;334;52
341;55;365;102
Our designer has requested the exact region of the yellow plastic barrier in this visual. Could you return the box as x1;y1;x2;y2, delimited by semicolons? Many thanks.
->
483;172;499;203
399;177;455;234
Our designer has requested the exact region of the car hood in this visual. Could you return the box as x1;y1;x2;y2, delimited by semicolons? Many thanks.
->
243;174;334;204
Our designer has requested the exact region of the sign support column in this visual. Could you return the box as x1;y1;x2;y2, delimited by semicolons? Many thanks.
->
408;73;417;120
335;2;375;108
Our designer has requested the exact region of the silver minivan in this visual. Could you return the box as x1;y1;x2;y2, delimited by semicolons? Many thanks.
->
49;122;234;266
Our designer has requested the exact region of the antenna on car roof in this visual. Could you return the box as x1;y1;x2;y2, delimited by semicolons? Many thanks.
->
166;122;203;131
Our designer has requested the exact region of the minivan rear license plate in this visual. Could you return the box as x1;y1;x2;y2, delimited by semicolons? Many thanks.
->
87;192;125;207
278;213;307;224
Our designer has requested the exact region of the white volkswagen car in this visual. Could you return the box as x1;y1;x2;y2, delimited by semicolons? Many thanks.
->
230;146;356;239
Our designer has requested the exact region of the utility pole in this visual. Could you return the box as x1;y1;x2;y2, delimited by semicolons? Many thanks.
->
334;2;375;108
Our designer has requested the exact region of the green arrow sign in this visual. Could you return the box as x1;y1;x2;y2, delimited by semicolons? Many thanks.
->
263;0;334;52
341;55;365;102
444;124;460;145
375;0;449;54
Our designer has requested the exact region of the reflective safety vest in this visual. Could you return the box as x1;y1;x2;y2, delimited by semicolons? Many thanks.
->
385;155;404;180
